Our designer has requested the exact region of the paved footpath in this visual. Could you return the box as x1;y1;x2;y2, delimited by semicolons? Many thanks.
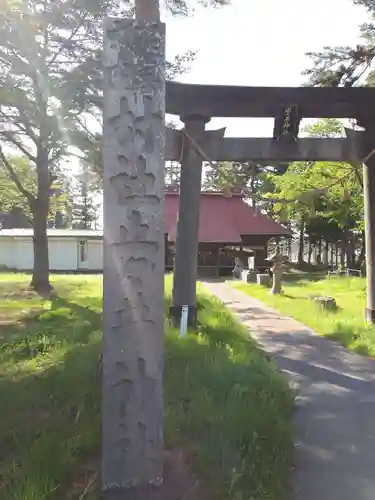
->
202;280;375;500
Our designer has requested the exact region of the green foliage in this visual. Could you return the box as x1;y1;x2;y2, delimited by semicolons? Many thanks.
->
204;161;283;216
269;160;363;231
0;0;111;154
0;156;71;225
165;161;181;184
265;119;364;244
302;118;345;138
0;157;36;218
204;161;261;190
204;161;288;192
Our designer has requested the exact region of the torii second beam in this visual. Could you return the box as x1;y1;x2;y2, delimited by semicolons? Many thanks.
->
165;127;367;163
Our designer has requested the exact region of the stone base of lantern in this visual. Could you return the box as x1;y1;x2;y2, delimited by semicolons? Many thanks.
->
241;269;257;283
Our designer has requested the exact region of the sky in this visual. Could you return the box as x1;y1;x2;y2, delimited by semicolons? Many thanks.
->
164;0;369;136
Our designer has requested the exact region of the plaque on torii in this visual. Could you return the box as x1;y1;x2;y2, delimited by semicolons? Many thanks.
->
273;105;301;142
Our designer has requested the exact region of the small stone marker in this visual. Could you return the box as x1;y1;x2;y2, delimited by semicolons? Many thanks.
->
247;270;258;283
313;296;337;310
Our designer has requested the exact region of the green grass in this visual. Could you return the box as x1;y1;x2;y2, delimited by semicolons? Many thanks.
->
233;273;375;357
0;274;102;500
0;273;293;500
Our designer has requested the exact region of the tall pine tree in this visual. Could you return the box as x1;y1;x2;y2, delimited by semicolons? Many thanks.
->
304;1;375;86
0;0;230;292
72;167;98;229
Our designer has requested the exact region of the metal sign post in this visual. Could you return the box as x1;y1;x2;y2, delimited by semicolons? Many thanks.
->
180;305;189;337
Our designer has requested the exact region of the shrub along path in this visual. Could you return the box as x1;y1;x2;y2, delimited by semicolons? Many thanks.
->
202;280;375;500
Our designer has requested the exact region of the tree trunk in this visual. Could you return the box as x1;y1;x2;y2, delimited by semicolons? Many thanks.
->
135;0;160;21
287;236;292;259
324;240;329;266
308;239;313;265
345;232;354;269
316;240;322;264
297;222;304;264
30;202;51;293
31;32;52;295
340;238;346;267
30;147;52;294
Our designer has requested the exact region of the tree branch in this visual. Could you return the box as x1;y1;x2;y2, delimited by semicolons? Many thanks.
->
241;188;312;207
0;146;35;203
0;109;37;143
241;171;352;209
76;116;99;142
349;162;364;188
47;15;87;67
1;131;37;163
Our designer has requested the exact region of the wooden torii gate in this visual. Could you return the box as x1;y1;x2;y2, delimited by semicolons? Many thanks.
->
166;81;375;326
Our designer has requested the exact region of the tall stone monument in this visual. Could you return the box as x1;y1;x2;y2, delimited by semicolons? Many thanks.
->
102;17;165;497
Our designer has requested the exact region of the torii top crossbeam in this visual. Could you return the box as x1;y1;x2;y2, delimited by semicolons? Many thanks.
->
166;81;375;119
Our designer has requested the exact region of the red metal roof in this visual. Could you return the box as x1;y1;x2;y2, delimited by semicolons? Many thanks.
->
165;191;291;243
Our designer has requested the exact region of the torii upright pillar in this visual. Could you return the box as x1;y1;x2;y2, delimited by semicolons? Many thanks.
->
363;147;375;324
345;124;375;324
170;114;210;326
353;120;375;323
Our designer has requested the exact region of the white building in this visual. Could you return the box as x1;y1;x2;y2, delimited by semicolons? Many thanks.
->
0;229;103;272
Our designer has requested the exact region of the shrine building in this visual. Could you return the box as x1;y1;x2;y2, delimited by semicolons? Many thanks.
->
164;185;291;277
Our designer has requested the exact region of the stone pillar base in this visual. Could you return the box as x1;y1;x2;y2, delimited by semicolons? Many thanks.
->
366;308;375;324
169;305;197;328
103;485;160;500
103;449;204;499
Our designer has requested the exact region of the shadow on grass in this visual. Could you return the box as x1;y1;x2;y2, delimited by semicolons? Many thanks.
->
282;276;327;287
0;295;102;500
280;293;298;299
326;322;375;357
